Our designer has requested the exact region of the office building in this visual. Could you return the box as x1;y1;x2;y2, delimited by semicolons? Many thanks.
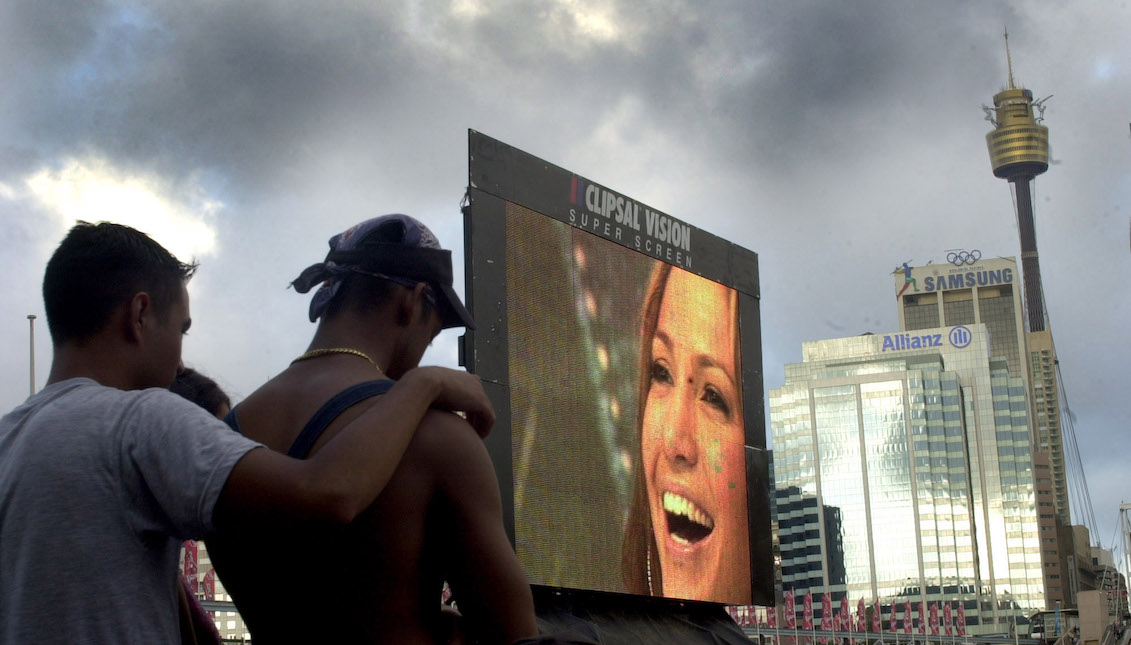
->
895;256;1026;388
1025;330;1067;524
895;257;1068;608
770;324;1044;634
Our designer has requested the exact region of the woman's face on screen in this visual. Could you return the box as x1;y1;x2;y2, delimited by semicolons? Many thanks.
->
641;268;749;602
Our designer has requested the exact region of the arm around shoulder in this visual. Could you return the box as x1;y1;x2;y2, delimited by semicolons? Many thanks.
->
214;367;493;529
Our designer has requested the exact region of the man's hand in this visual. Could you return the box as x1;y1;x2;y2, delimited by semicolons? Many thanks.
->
407;367;495;438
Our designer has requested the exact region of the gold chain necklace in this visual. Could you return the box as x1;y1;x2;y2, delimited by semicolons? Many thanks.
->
291;347;382;372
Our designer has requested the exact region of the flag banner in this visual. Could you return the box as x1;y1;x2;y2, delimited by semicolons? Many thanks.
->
904;600;913;634
821;593;833;645
873;600;882;633
183;540;198;592
944;602;953;636
890;602;898;633
857;598;866;632
786;590;797;629
957;604;966;636
918;601;926;634
804;591;814;631
202;569;215;601
769;604;778;645
930;601;940;636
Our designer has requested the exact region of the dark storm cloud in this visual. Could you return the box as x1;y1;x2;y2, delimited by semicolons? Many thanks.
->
1;2;487;203
1;0;1028;194
417;0;1031;173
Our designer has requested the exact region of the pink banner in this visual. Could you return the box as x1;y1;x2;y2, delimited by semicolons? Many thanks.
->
804;591;814;631
183;540;197;593
202;569;215;601
786;590;797;629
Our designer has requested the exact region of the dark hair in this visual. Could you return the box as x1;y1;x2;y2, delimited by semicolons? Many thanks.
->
42;221;198;345
322;273;397;320
170;368;231;418
621;262;672;596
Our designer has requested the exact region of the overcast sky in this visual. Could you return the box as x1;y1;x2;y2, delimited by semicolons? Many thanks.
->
2;1;1128;573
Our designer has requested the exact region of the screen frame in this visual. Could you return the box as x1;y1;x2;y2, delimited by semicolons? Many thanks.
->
462;130;772;606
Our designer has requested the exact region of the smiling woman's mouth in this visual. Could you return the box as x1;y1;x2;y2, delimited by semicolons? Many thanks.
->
662;491;715;545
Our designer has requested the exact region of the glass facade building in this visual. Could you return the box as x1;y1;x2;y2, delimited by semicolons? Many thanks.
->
770;324;1044;634
895;257;1066;609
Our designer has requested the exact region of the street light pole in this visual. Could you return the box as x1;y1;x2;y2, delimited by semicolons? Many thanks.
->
27;314;36;396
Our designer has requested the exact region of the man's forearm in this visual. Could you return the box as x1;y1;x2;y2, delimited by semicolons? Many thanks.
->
215;367;493;528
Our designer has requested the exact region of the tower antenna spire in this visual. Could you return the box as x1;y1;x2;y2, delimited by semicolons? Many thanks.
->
1004;28;1015;89
985;31;1049;332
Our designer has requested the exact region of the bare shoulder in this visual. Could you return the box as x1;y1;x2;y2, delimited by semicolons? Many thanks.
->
413;411;492;470
411;410;500;503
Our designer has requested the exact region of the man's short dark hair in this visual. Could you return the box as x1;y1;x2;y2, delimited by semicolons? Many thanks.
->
43;221;198;345
321;273;398;320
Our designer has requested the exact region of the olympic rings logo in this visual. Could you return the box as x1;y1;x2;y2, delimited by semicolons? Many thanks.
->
946;249;981;266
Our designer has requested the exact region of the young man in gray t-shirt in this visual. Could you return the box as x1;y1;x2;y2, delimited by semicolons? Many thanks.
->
0;222;495;642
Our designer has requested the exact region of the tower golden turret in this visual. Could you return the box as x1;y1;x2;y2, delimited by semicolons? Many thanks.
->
984;30;1050;332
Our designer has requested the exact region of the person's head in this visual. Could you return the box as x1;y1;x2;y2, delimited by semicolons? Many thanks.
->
170;368;232;418
43;221;197;387
622;263;749;602
291;214;474;377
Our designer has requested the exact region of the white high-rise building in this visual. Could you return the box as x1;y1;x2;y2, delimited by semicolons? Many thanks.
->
771;323;1043;635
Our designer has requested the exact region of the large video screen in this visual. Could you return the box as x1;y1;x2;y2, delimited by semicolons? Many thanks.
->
463;132;772;606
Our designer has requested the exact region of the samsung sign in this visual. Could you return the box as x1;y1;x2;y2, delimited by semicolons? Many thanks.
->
923;267;1012;292
882;325;973;352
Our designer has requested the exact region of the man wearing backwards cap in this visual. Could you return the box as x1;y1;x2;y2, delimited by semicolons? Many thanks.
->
207;214;538;644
